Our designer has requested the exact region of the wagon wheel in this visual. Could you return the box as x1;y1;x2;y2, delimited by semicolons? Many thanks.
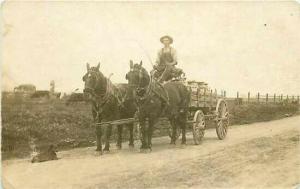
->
192;110;206;145
215;99;229;140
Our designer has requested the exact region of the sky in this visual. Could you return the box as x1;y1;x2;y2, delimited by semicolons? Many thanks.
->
1;1;300;97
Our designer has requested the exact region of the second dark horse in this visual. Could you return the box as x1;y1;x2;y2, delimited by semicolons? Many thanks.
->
126;61;190;152
83;63;136;154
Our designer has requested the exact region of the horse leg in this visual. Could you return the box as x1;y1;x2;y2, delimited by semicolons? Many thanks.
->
147;120;153;151
180;118;187;145
103;125;112;152
95;126;103;154
116;125;122;149
128;123;134;148
180;113;187;145
93;110;102;152
147;118;157;151
140;119;147;150
181;127;186;145
170;119;176;145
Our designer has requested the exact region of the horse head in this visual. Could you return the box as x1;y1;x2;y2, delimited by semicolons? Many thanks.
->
82;62;106;101
126;60;150;89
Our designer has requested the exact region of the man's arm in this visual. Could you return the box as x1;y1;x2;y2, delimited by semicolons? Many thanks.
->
154;50;162;68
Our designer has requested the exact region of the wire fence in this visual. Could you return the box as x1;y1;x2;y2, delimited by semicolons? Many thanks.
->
225;92;300;105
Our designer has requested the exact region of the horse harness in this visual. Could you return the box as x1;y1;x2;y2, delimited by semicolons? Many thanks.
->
85;71;124;117
136;76;169;106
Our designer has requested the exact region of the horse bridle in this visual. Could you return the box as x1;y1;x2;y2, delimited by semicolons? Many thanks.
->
134;69;155;104
83;71;113;112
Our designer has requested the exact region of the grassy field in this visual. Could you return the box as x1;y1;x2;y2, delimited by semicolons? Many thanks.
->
1;98;94;159
228;102;299;125
1;97;299;159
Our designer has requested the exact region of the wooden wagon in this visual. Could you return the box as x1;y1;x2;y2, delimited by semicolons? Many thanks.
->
186;80;229;144
96;80;229;144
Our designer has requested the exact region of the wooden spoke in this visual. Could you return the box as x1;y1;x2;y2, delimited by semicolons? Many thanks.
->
215;99;229;140
192;110;206;145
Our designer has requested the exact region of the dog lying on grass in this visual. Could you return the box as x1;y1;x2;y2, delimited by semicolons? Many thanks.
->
31;145;58;163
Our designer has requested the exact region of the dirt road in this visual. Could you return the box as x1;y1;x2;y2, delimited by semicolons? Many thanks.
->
2;116;300;189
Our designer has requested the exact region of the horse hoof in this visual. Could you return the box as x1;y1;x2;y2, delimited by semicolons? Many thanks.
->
141;148;151;153
139;148;147;153
116;145;122;150
95;151;103;156
103;147;110;153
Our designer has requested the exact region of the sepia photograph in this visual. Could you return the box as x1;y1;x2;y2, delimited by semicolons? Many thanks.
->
1;1;300;189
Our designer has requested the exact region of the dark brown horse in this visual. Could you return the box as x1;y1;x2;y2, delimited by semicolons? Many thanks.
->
82;63;135;154
126;61;190;152
116;83;137;149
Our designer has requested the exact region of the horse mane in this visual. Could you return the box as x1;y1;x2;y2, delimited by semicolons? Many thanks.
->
140;67;149;77
96;71;125;105
94;71;107;95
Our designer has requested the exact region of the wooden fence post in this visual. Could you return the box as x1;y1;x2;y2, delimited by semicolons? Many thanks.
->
297;95;299;104
203;89;206;106
210;90;213;106
196;88;199;107
248;92;250;104
257;92;260;103
237;91;239;99
274;93;276;103
224;91;226;98
281;94;283;101
266;93;268;104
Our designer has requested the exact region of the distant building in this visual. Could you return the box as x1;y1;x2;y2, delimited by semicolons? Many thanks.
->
14;84;36;94
50;80;55;94
10;82;61;100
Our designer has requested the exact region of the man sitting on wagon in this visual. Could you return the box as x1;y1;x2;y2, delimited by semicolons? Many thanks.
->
152;35;184;83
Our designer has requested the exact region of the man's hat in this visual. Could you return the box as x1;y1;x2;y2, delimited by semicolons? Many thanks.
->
160;35;173;44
